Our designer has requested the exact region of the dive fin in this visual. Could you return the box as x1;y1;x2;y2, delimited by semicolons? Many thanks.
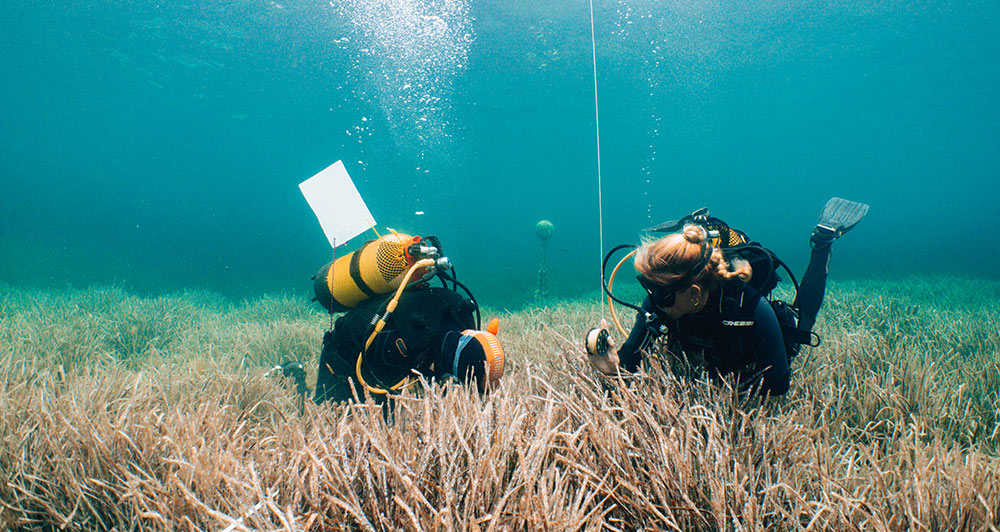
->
812;197;868;247
644;218;686;233
644;207;710;233
817;197;869;236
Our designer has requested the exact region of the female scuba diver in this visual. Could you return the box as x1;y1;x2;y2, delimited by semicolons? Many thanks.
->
585;197;868;396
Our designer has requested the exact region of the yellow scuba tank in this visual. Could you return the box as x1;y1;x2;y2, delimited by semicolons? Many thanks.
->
312;232;433;312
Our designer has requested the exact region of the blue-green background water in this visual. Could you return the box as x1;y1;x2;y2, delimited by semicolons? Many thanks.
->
2;0;997;309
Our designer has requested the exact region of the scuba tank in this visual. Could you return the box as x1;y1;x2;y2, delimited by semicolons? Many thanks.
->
312;233;446;312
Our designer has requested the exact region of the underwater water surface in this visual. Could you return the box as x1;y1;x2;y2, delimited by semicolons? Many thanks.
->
1;0;997;308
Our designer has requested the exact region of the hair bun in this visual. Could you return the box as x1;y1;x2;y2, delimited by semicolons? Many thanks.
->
682;224;706;244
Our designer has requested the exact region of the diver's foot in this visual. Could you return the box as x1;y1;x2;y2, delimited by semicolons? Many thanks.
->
810;225;838;248
811;197;869;248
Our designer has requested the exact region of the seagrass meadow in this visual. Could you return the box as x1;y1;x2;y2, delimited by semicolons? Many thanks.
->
2;277;999;531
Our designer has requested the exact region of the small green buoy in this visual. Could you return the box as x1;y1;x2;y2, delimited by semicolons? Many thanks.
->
535;220;554;241
534;220;554;303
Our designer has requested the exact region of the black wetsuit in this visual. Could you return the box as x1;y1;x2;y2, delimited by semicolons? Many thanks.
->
617;242;832;396
314;286;476;404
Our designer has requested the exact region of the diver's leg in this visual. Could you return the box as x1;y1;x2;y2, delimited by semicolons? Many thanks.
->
795;198;868;332
793;235;832;333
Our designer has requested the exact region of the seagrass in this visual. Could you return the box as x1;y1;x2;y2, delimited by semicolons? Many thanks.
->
1;277;998;531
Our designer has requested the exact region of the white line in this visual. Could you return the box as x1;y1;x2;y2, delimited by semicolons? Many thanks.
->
588;0;605;313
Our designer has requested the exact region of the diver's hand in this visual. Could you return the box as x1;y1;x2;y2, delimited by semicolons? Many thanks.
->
585;319;620;375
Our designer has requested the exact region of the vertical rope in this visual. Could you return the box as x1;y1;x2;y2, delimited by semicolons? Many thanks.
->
328;239;337;332
588;0;605;315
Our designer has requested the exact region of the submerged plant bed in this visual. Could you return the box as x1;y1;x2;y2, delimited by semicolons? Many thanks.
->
1;277;999;531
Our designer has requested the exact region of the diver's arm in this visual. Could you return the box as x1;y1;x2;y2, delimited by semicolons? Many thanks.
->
616;297;663;373
750;299;790;396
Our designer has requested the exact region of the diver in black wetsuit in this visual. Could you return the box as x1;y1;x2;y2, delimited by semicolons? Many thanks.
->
271;235;506;406
314;285;505;404
585;198;868;397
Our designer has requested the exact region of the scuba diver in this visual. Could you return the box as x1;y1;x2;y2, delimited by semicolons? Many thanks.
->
585;197;868;397
303;232;504;404
313;284;504;403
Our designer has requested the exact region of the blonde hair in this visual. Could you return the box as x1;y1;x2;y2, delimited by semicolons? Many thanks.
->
635;224;751;289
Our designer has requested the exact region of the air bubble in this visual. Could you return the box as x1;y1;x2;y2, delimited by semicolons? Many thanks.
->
333;0;472;161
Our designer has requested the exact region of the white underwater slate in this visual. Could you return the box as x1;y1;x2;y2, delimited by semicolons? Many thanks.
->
299;160;376;248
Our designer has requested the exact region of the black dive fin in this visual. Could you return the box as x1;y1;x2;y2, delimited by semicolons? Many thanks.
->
644;207;709;233
817;197;868;236
644;218;685;233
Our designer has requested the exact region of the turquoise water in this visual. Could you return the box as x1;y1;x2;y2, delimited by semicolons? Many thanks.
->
1;0;997;309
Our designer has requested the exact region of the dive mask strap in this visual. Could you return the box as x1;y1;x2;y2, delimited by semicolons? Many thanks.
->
638;242;713;306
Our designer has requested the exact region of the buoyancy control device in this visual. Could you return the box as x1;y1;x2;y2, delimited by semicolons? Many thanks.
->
311;231;504;395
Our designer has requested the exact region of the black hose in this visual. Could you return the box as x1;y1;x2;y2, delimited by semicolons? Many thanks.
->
602;244;643;313
437;269;482;330
725;243;801;302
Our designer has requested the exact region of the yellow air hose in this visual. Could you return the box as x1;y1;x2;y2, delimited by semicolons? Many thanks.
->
355;258;436;395
606;249;637;337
